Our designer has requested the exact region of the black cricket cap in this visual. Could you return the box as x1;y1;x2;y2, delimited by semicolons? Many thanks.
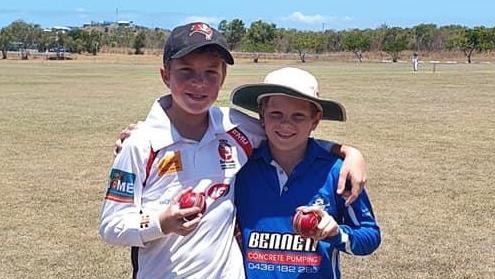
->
163;22;234;65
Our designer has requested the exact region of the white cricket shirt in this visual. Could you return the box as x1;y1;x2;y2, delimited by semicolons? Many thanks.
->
99;96;265;279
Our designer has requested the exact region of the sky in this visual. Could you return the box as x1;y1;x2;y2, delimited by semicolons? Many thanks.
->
1;0;494;31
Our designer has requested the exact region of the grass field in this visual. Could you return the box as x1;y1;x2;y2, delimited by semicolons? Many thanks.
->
0;55;494;278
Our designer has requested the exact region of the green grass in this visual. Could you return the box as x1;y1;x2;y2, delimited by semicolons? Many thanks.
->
0;57;494;278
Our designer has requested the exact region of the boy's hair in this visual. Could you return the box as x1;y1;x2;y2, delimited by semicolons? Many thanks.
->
258;96;320;119
163;22;234;66
164;45;228;71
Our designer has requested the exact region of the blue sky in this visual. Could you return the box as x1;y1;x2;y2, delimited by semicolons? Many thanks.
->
1;0;494;30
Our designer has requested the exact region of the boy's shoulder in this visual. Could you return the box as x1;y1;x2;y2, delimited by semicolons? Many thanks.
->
215;106;260;127
309;138;343;172
120;123;154;154
213;106;266;145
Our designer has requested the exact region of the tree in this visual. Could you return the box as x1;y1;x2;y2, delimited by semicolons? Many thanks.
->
341;30;371;62
381;27;409;62
133;31;146;54
241;20;277;54
218;19;246;50
413;23;437;51
144;28;166;49
289;31;325;63
324;30;343;52
0;28;11;59
446;26;492;63
82;30;102;55
1;20;43;59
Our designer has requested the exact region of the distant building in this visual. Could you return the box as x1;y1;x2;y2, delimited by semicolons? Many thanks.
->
116;20;134;28
51;26;72;33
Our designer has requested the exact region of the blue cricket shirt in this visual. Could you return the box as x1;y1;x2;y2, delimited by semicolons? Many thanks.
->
235;139;381;279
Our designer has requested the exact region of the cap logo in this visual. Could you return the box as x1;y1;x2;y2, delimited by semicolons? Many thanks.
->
189;23;213;40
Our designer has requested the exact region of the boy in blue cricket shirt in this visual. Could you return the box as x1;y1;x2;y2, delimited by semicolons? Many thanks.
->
232;67;381;279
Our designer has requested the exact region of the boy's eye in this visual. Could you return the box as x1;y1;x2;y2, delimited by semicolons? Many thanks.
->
268;112;283;119
206;69;219;75
176;68;192;76
178;68;192;73
205;70;220;78
292;113;309;122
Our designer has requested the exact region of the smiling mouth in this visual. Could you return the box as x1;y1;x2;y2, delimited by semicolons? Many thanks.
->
186;93;207;101
275;131;295;139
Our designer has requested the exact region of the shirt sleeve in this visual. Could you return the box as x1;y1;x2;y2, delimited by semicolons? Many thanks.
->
326;189;381;256
314;139;336;154
98;135;165;247
229;108;266;149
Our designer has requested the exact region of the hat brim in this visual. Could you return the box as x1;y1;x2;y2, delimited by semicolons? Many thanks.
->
231;84;346;121
171;41;234;65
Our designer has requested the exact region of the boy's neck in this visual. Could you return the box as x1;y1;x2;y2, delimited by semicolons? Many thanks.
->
165;103;209;142
268;142;307;175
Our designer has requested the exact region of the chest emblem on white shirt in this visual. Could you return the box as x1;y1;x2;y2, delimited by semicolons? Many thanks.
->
157;151;182;176
206;183;230;200
218;139;236;170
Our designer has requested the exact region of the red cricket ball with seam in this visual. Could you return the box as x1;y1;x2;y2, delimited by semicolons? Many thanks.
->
178;190;206;221
292;211;321;238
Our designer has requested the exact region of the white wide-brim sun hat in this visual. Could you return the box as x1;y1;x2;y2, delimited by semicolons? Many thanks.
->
230;67;346;121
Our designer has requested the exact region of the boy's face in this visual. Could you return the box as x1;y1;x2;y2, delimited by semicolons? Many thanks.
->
161;51;226;115
261;95;322;153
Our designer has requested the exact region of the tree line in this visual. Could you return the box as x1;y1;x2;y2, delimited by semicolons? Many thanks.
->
1;19;495;63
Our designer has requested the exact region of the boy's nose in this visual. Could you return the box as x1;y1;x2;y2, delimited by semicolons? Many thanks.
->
191;74;206;87
279;116;293;126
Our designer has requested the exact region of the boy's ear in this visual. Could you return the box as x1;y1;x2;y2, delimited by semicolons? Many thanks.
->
311;111;323;131
258;106;265;127
160;67;170;88
219;63;227;86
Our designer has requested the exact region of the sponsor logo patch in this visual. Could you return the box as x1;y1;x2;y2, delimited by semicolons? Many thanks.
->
309;195;331;211
189;23;213;40
227;128;253;157
206;183;230;200
246;232;321;269
105;169;135;203
157;151;182;176
218;140;236;169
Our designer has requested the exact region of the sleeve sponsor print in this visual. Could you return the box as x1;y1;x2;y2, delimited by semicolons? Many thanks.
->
105;169;136;203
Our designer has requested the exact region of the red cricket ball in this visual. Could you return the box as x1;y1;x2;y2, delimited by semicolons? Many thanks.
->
292;211;321;238
178;190;206;221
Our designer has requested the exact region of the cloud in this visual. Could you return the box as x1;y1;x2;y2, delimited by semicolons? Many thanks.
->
182;16;220;26
288;11;326;24
75;8;89;19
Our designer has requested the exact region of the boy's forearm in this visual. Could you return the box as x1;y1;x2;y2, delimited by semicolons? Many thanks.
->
99;209;164;247
337;193;381;255
337;223;381;255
